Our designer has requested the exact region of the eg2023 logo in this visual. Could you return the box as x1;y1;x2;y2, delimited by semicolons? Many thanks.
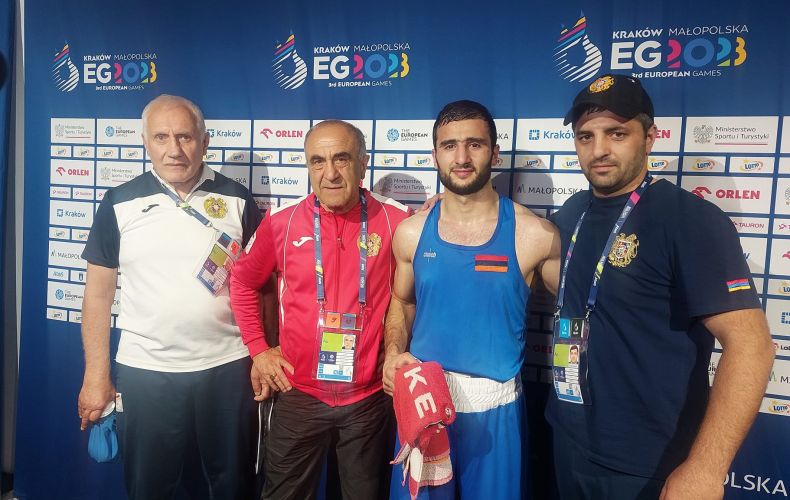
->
273;33;411;90
52;41;158;92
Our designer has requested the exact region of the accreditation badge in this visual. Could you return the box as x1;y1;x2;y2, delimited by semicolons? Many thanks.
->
194;231;242;295
552;316;591;405
313;310;364;383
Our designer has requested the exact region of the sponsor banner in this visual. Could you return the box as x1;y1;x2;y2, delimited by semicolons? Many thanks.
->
682;155;725;173
48;240;87;270
406;154;434;167
494;154;513;169
51;118;94;144
74;146;95;159
281;151;306;165
783;117;790;154
68;311;83;324
651;117;682;153
223;150;250;163
70;270;87;283
683;116;779;154
50;186;71;199
515;154;551;169
96;119;143;145
50;200;94;228
72;188;94;201
680;176;773;214
97;147;118;160
371;169;438;201
512;172;589;207
740;236;767;274
46;281;85;310
120;147;143;160
251;166;310;196
72;229;90;242
767;280;790;298
760;398;790;417
374;153;405;168
211;164;250;189
769;240;790;276
45;308;67;322
254;197;277;212
253;120;311;149
730;216;769;235
374;120;434;151
51;159;94;186
48;227;70;240
780;157;790;174
515;118;574;152
95;161;144;187
494;119;514;151
647;156;679;172
253;150;279;164
775;337;790;357
205;120;251;148
772;178;790;216
95;189;107;201
553;155;581;170
204;150;221;163
730;157;775;174
50;145;72;157
525;332;552;366
774;220;790;236
313;119;373;147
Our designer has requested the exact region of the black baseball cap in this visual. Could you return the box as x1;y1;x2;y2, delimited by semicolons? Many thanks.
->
563;74;654;126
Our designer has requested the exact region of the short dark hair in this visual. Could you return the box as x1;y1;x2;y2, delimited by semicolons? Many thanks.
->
433;100;497;148
570;345;579;352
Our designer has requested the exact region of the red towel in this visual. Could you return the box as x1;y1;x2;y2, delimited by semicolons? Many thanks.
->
391;362;456;499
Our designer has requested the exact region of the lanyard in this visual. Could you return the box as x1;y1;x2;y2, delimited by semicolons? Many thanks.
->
313;188;367;309
159;182;215;230
555;175;652;317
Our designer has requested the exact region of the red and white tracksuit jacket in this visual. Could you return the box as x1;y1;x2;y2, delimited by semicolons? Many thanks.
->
230;190;410;406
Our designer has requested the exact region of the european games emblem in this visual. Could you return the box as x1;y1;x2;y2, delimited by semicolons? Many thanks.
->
273;33;308;90
105;126;115;137
52;42;80;92
387;129;400;142
554;13;602;83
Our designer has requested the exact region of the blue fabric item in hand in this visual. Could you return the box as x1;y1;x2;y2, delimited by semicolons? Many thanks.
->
88;413;118;463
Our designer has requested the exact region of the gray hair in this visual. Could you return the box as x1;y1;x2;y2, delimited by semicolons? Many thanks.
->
141;94;206;136
304;120;367;160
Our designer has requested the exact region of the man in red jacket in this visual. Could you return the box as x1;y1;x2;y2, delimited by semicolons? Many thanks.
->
230;120;411;500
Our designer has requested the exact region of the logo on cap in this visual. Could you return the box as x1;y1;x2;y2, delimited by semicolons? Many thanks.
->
589;75;614;93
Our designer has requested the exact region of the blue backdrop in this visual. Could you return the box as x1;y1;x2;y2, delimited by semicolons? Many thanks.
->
18;1;790;498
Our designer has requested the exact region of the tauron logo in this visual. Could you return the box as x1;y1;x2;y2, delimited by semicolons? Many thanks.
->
52;42;80;92
273;33;308;90
554;13;602;82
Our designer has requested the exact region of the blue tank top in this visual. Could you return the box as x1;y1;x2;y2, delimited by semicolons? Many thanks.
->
410;195;530;381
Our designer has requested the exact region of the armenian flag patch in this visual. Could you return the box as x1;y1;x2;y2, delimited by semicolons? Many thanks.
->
474;254;508;273
726;278;751;292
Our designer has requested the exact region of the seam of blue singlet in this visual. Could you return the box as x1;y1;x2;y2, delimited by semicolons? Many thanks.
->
430;195;505;252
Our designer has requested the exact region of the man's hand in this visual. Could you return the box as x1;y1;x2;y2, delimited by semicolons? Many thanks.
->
78;377;116;431
659;460;724;500
383;351;418;396
252;346;294;393
250;362;273;401
417;192;443;212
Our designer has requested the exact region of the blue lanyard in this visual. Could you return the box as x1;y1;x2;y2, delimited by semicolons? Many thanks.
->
313;188;368;308
555;175;652;317
159;181;214;229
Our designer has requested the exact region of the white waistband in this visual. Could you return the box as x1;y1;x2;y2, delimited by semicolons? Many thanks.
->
444;371;522;414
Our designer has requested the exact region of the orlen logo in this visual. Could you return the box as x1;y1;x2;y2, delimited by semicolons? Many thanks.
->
554;13;602;82
53;42;80;92
648;157;668;170
691;186;760;200
739;159;763;172
272;33;307;90
259;128;303;139
56;166;90;176
767;400;790;415
56;167;66;175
